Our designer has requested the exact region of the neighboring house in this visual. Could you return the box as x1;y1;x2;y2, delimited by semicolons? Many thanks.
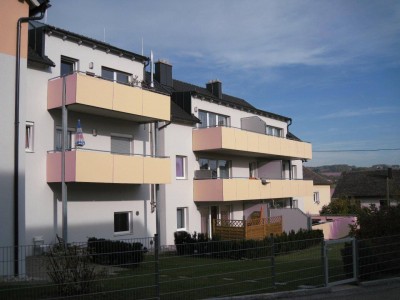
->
1;0;315;276
303;167;332;215
332;169;400;209
149;61;313;245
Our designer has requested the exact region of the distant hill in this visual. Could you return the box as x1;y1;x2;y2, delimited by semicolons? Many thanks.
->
308;164;399;184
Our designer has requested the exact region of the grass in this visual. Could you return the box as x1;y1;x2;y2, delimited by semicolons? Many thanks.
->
0;243;350;300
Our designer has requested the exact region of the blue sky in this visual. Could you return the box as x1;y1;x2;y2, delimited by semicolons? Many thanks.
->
46;0;400;167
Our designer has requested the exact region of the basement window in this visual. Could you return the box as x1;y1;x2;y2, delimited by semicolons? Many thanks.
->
114;211;133;235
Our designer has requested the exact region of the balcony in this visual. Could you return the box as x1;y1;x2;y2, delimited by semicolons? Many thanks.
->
193;178;313;202
193;126;312;160
47;149;171;184
48;72;170;122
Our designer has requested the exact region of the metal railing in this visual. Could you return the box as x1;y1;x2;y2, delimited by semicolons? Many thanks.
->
1;234;399;299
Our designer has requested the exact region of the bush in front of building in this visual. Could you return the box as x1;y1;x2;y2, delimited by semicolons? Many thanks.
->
87;237;145;268
46;243;106;296
174;229;324;259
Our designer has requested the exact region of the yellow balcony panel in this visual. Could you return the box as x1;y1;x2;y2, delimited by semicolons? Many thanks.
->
142;89;171;121
143;157;171;184
113;83;143;116
193;127;312;160
47;73;170;122
193;178;313;202
47;150;171;184
113;155;144;184
75;151;114;183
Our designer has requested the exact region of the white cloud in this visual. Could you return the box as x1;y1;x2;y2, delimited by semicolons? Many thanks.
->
318;106;399;120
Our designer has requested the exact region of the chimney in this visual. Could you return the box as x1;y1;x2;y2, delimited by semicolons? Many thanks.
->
206;80;222;99
155;60;173;87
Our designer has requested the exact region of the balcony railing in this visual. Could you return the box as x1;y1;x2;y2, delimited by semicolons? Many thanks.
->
193;177;313;202
47;148;171;184
192;126;312;160
47;72;170;122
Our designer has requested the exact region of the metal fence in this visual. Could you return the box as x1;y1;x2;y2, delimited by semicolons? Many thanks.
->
1;234;399;299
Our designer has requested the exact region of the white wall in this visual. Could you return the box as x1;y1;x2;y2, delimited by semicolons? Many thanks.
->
24;32;154;245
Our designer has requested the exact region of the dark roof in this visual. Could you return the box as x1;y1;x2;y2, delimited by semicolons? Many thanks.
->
30;21;148;63
332;170;400;198
145;71;293;125
171;102;201;124
303;167;331;185
28;46;55;66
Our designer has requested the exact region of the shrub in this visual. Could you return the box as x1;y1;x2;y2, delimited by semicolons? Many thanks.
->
87;237;144;268
46;244;106;296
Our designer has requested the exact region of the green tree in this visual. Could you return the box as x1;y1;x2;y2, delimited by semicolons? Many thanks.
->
349;205;400;238
320;197;361;215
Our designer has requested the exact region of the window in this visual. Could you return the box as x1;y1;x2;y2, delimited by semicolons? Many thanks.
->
266;125;283;137
198;110;229;128
55;127;75;150
111;134;132;154
101;67;131;84
292;165;298;179
114;212;132;234
61;56;78;76
25;122;34;152
249;162;257;178
313;192;320;204
176;156;187;179
292;199;299;208
177;208;187;230
199;158;230;179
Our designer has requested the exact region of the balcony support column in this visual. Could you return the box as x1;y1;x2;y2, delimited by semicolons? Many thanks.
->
61;76;68;244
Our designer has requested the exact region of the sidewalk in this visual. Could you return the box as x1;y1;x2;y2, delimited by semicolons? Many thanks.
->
215;277;400;300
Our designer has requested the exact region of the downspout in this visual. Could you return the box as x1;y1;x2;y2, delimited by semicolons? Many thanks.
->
14;8;47;277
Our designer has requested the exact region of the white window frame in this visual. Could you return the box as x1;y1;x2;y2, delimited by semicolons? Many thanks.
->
292;165;298;179
114;211;133;235
61;56;79;76
176;155;187;180
101;66;132;84
313;192;320;204
198;110;230;128
177;207;188;231
55;126;76;151
266;125;283;137
25;121;34;152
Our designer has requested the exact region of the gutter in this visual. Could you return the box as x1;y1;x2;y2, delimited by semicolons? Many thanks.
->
14;1;49;277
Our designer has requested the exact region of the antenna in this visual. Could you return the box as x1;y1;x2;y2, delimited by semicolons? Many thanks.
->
150;50;154;88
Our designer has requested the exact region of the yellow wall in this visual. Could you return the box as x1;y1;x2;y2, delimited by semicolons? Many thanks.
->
0;0;29;57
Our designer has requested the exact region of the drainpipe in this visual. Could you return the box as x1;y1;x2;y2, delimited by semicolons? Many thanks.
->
14;6;48;277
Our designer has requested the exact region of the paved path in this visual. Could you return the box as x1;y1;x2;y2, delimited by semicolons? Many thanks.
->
215;278;400;300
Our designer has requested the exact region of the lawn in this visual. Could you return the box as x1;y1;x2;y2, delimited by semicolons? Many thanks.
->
0;243;347;299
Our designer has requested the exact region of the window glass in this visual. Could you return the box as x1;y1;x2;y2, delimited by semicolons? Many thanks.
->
114;212;131;233
25;122;34;152
55;128;73;150
116;72;130;84
177;208;186;229
101;67;114;81
176;156;186;179
209;113;217;127
198;110;229;128
199;158;209;170
218;160;230;179
61;56;77;76
199;111;207;128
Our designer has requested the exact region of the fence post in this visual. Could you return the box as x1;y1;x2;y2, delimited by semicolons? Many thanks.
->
321;239;328;287
154;234;160;300
270;233;276;289
354;238;359;283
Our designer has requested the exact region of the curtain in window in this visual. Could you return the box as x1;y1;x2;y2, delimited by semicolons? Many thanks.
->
176;156;184;178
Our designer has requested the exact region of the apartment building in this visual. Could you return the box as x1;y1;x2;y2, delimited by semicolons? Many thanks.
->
1;1;314;266
150;62;313;245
